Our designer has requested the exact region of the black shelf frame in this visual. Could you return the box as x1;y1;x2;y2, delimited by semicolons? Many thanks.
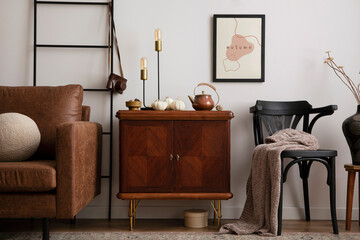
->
37;1;109;5
34;0;114;220
36;44;109;48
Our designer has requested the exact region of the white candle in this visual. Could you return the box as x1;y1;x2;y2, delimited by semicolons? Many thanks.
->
155;29;162;41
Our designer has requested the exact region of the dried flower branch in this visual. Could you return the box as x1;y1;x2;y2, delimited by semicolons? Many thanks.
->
325;51;360;104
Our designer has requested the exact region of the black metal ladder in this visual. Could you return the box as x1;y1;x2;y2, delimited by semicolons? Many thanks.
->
33;0;114;220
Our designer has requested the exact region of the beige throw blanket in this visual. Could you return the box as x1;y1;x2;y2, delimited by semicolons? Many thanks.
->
219;128;319;236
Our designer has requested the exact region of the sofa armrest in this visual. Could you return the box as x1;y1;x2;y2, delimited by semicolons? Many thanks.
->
55;121;102;219
82;105;91;121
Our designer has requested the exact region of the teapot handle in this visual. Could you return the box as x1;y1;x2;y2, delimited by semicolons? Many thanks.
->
194;83;220;107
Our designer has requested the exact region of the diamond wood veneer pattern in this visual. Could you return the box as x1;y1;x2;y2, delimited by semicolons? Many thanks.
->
121;121;172;192
174;121;228;193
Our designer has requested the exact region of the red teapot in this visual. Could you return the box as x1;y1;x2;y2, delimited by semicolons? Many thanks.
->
188;83;220;111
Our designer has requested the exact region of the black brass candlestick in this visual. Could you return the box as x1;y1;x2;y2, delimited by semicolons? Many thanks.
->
157;51;160;100
140;57;152;110
155;28;162;100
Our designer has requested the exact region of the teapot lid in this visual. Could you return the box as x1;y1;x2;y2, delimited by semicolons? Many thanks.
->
195;90;211;96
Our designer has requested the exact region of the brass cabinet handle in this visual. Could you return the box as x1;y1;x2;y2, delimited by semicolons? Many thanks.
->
169;153;173;161
176;154;180;161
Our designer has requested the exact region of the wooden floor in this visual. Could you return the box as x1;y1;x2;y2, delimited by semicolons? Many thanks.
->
0;219;360;233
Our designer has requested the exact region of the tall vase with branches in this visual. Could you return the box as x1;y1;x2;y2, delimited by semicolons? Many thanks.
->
325;51;360;165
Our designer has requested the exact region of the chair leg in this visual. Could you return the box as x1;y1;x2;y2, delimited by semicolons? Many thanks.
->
302;168;310;221
329;157;338;234
70;215;76;225
42;218;50;240
358;172;360;226
299;162;311;221
277;181;283;235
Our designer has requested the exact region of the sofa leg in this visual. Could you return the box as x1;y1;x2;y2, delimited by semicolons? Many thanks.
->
70;215;76;225
42;218;50;240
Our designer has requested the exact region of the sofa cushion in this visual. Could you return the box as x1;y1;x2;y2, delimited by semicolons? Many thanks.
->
0;85;83;159
0;160;56;192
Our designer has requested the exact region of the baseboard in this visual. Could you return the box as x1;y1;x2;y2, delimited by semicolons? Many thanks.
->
76;205;356;220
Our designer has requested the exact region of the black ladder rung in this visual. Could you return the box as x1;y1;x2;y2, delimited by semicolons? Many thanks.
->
84;88;110;91
36;44;108;49
37;1;108;5
101;176;110;178
102;132;111;135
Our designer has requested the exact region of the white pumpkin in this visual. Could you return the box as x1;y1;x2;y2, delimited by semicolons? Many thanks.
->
164;97;174;110
171;98;186;111
152;100;168;111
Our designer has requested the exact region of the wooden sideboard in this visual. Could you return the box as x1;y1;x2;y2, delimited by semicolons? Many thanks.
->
116;110;234;230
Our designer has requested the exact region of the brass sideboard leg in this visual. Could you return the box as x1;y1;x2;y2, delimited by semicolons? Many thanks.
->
209;200;222;229
213;200;217;224
129;200;133;231
128;199;142;231
134;205;136;229
217;200;222;229
134;200;141;229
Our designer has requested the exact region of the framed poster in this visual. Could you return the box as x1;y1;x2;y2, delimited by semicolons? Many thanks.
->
213;14;265;82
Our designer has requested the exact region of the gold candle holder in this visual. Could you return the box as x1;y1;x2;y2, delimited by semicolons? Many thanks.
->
140;69;148;80
155;40;162;52
155;29;162;52
140;57;149;108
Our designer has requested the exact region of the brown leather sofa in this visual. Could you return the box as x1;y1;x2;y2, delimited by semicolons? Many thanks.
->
0;85;102;239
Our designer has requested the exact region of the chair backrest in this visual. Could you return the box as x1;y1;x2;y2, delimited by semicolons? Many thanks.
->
0;84;84;159
250;100;313;146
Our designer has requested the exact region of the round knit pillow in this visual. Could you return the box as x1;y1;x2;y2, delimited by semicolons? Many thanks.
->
0;113;41;162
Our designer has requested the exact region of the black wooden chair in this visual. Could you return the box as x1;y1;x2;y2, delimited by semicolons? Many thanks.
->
249;100;338;235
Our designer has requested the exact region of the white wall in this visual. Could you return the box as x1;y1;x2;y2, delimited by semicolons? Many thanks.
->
1;0;360;221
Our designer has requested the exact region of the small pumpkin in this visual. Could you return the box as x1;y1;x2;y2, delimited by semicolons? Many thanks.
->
164;97;174;110
152;100;168;111
171;98;186;111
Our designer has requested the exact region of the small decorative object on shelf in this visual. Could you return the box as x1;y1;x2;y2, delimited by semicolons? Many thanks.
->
170;97;186;111
138;28;164;110
155;28;162;100
155;28;162;52
140;57;152;110
126;99;142;111
151;99;168;111
188;83;220;111
216;105;223;111
164;97;174;110
325;51;360;165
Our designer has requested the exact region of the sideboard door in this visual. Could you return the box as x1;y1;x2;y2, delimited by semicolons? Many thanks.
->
120;121;173;193
173;121;230;193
